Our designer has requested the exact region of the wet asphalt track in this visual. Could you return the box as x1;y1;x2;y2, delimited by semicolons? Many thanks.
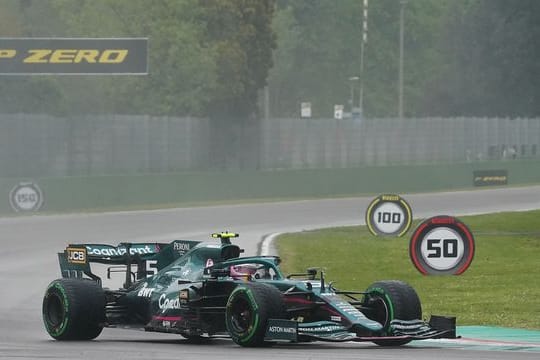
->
1;186;539;359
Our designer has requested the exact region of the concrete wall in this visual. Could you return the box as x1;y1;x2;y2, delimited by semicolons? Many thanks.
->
2;159;538;215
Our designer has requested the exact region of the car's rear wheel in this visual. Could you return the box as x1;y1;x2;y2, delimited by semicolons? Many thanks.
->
364;280;422;346
42;278;106;340
225;282;285;347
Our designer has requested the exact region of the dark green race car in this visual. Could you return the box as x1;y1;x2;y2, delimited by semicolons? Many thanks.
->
42;232;456;347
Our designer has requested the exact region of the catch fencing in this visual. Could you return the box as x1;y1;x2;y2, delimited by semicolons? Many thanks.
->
1;114;538;177
261;117;540;169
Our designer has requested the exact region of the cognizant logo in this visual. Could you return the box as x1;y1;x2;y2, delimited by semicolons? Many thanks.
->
86;245;155;257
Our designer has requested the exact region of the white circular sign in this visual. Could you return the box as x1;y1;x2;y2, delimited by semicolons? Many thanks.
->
409;216;475;275
9;182;44;212
365;194;412;237
420;227;464;271
373;202;406;235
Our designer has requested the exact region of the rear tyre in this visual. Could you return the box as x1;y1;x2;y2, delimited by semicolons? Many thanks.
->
364;280;422;346
225;282;285;347
42;278;106;340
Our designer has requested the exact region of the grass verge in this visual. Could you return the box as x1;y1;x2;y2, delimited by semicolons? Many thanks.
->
276;210;540;329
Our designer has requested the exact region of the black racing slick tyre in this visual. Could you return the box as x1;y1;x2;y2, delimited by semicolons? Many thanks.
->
225;282;286;347
364;280;422;346
42;278;106;340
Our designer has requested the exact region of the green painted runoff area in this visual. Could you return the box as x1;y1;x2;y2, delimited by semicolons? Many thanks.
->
458;326;540;343
411;326;540;352
2;159;540;215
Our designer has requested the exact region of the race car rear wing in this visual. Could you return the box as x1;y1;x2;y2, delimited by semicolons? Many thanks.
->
58;239;201;288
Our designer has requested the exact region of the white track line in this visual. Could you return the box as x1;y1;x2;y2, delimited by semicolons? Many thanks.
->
260;232;281;256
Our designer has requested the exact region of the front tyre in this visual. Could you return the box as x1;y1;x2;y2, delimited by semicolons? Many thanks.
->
364;280;422;346
225;283;285;347
42;278;106;340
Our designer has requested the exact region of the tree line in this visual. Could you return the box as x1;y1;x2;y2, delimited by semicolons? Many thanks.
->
0;0;538;119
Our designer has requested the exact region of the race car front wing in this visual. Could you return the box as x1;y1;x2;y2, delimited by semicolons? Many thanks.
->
264;315;457;343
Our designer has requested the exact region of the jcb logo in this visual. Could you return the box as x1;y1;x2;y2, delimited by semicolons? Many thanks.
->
67;248;87;264
0;49;128;64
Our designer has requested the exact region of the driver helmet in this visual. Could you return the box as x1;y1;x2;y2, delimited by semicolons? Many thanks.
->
230;264;257;279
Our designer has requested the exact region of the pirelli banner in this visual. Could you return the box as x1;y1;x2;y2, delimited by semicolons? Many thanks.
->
0;38;148;75
473;169;508;186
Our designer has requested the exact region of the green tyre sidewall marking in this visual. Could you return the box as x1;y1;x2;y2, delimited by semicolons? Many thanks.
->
43;281;70;338
368;287;395;335
226;287;260;345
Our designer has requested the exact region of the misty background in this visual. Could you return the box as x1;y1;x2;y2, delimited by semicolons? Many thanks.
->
0;0;539;212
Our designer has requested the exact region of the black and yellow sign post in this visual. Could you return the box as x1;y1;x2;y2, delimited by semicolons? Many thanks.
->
365;194;413;237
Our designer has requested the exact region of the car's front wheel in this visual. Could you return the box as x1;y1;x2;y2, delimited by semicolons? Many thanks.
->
364;280;422;346
225;282;285;347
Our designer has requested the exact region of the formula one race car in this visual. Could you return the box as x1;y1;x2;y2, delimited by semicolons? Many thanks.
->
42;232;456;347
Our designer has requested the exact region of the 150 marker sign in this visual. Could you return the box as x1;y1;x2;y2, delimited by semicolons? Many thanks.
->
9;181;44;212
0;38;148;74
